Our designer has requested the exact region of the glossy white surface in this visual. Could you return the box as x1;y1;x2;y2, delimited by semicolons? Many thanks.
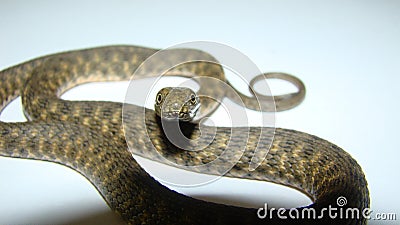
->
0;1;399;224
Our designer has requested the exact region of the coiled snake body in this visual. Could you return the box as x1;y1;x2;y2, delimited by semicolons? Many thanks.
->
0;46;369;224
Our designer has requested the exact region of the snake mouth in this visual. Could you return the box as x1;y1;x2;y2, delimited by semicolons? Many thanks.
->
162;103;200;122
162;112;189;121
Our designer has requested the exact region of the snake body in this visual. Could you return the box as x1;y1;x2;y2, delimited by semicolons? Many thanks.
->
0;46;369;224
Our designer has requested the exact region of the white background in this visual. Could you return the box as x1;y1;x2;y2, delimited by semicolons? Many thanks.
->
0;1;399;224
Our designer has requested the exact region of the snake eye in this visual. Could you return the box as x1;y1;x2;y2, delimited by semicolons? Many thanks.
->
156;93;163;105
190;94;197;104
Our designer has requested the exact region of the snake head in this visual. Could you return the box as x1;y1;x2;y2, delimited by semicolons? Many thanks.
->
154;87;200;122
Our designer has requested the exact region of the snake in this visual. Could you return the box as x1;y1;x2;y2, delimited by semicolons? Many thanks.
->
0;45;369;225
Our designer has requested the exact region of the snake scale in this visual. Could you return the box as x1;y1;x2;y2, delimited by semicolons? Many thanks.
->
0;45;369;224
